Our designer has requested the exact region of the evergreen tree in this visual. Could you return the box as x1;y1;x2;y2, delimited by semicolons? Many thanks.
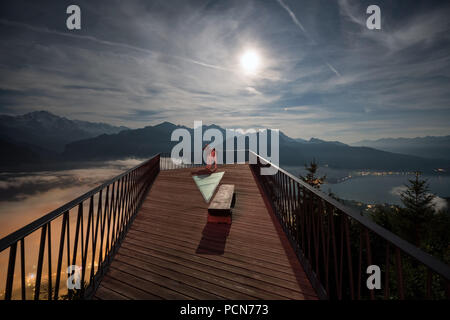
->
300;159;326;190
399;171;435;247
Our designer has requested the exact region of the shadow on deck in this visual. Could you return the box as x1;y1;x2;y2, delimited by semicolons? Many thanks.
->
94;164;318;300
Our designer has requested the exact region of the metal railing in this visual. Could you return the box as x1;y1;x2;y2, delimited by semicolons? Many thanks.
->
249;152;450;300
0;154;160;300
159;152;204;170
159;150;252;171
2;149;449;300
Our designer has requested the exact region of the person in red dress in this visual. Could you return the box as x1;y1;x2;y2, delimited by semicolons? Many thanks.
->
203;144;217;171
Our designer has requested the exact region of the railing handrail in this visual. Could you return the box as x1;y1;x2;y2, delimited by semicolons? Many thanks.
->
249;150;450;281
0;153;160;253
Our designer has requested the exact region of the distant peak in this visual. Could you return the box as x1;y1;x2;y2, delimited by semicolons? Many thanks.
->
26;110;57;117
153;121;178;129
309;137;347;146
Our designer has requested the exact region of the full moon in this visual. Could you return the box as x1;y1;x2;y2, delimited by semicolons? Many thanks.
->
240;50;261;74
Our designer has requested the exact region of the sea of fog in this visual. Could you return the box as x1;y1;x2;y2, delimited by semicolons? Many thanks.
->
0;158;146;239
1;162;449;239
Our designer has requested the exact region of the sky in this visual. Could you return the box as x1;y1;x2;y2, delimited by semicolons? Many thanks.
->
0;0;449;143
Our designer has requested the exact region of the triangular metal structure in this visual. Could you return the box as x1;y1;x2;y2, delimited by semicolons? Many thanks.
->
192;171;225;203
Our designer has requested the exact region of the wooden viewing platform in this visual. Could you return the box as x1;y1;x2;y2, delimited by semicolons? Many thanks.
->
94;164;318;300
2;153;448;300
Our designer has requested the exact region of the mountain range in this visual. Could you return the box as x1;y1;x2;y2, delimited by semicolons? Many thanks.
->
0;110;128;152
352;136;450;160
62;121;449;171
1;111;449;172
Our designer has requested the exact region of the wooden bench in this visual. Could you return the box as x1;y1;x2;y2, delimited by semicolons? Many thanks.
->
208;184;235;224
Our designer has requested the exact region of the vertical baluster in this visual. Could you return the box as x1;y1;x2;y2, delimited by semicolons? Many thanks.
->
272;171;280;213
280;174;286;226
72;203;82;267
66;209;70;285
109;180;120;248
344;216;355;299
81;196;93;289
129;172;135;218
300;187;306;254
136;169;140;202
278;172;283;220
329;205;339;299
426;268;432;299
120;176;127;232
114;178;122;243
54;211;68;300
296;183;303;252
116;177;125;243
323;203;332;297
305;189;312;263
123;175;130;227
310;193;318;272
283;174;288;224
286;177;291;232
123;174;129;234
91;190;102;281
47;223;52;300
395;247;405;300
99;186;110;271
446;280;449;299
318;200;328;291
118;177;126;240
357;229;362;300
384;242;390;299
70;203;83;300
5;242;17;300
338;214;344;299
20;239;25;300
365;228;374;300
129;172;135;220
133;170;139;214
314;197;321;278
34;224;47;300
288;179;295;235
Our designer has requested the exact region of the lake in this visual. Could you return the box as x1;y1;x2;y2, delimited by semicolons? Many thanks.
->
283;165;450;209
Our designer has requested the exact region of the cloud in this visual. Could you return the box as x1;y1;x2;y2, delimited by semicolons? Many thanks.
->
390;185;447;212
0;18;229;72
0;158;145;200
0;0;449;143
337;0;366;27
275;0;341;78
275;0;307;34
283;105;311;112
245;87;262;95
337;0;450;52
432;196;448;212
325;63;341;77
390;185;407;196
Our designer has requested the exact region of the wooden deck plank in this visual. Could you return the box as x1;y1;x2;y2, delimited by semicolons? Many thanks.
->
112;255;256;300
99;275;162;300
114;250;290;300
124;229;304;282
129;221;297;262
118;241;316;299
94;164;317;300
94;285;129;300
119;236;314;293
